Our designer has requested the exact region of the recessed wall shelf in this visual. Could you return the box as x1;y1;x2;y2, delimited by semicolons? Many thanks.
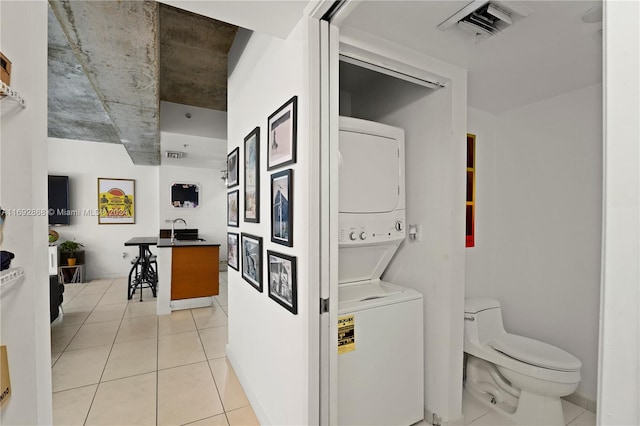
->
0;267;25;289
0;81;26;108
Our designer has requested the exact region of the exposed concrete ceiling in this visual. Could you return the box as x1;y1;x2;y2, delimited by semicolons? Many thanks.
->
47;1;238;166
159;4;237;110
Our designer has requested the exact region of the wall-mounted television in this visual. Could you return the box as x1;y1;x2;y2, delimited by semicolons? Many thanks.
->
48;175;70;226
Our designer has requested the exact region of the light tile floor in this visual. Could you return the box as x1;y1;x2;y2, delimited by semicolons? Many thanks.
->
51;272;259;426
53;273;597;426
461;388;597;426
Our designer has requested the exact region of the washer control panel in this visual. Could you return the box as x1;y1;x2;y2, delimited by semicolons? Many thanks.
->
339;212;405;246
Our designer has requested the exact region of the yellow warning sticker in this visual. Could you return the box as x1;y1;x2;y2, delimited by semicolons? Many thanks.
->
338;315;355;354
0;345;11;407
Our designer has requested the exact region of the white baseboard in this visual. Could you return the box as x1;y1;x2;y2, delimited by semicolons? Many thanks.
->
219;260;228;271
169;296;212;310
563;392;597;413
226;345;270;425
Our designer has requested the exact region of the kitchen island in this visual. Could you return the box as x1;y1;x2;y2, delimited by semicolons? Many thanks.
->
156;238;221;315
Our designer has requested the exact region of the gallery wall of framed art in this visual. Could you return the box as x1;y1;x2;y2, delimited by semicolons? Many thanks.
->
225;95;300;315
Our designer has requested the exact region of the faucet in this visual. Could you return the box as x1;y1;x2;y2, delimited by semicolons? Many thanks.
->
171;218;187;243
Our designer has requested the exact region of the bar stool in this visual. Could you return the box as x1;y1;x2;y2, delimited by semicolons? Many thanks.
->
127;247;158;301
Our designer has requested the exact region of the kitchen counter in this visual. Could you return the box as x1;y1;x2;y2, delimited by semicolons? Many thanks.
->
156;238;221;248
156;239;220;314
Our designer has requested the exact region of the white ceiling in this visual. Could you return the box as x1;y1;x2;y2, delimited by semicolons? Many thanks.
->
337;0;603;113
160;101;228;169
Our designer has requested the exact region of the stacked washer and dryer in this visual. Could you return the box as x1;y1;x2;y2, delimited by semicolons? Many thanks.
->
337;116;424;425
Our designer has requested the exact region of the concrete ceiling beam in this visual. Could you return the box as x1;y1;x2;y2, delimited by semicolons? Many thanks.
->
48;0;160;165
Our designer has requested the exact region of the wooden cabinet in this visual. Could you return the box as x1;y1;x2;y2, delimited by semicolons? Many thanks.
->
170;246;219;300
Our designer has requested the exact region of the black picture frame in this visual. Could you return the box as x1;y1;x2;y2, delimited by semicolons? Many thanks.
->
171;182;199;209
244;127;260;223
271;169;293;247
227;232;239;271
267;250;297;315
267;96;297;170
227;190;239;227
241;233;263;292
227;147;239;188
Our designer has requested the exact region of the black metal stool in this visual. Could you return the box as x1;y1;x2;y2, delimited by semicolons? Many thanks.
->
127;246;158;301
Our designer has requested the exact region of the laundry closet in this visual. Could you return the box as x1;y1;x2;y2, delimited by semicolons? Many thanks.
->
332;48;467;423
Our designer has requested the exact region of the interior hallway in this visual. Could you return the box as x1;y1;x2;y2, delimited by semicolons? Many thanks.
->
50;272;259;425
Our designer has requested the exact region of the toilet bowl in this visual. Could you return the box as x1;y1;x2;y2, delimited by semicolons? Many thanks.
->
463;298;581;425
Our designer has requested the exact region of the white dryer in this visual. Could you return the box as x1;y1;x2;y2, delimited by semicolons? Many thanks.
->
338;116;424;426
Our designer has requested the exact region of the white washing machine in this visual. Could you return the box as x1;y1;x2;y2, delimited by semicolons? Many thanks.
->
337;117;424;425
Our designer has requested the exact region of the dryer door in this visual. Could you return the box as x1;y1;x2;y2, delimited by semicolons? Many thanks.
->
339;129;400;213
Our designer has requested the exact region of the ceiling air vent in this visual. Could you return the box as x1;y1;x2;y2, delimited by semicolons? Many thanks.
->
165;151;185;159
438;0;531;42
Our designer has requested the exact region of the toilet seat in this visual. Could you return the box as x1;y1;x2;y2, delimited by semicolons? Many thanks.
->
489;334;582;372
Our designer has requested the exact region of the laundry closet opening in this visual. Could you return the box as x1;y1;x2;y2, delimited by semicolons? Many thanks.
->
337;57;451;286
335;56;453;424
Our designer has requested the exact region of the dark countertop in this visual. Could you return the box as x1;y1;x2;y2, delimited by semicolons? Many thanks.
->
156;238;220;248
124;237;158;246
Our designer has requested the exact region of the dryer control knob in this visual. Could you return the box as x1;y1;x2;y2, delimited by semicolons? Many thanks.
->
349;232;358;241
395;221;403;231
359;232;367;240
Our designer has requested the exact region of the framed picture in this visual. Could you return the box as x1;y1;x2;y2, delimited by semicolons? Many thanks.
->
271;169;293;247
267;95;297;170
241;233;263;292
227;190;239;227
227;147;239;188
171;182;199;208
267;250;297;314
228;232;239;271
98;178;135;224
244;127;260;223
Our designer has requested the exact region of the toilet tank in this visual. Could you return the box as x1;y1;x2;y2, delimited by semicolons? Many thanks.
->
464;298;507;347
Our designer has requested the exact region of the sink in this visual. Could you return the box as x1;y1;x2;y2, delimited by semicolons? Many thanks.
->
159;228;199;240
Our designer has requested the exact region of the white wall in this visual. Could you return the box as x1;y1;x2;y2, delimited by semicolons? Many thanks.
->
48;138;159;280
358;81;467;422
464;107;497;293
226;18;320;425
158;165;227;260
0;1;51;424
598;1;640;423
466;84;603;401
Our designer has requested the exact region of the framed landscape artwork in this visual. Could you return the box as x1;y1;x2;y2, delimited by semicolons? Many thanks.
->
271;169;293;247
244;127;260;223
228;232;239;271
267;96;297;170
241;233;263;292
227;190;239;227
227;147;239;188
267;250;297;314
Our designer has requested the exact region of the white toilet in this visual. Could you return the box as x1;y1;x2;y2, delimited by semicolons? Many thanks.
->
463;298;582;425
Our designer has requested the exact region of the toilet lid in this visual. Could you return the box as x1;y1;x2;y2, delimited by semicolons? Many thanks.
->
489;334;582;372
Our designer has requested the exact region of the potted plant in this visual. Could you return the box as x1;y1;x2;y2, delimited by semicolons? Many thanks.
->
59;240;83;266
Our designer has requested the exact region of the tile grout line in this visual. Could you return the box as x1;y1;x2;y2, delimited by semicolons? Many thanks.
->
156;306;160;426
80;278;116;426
193;307;231;426
52;278;113;369
54;275;241;426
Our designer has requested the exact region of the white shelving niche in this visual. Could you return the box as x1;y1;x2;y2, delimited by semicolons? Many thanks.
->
1;267;25;292
0;80;26;110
